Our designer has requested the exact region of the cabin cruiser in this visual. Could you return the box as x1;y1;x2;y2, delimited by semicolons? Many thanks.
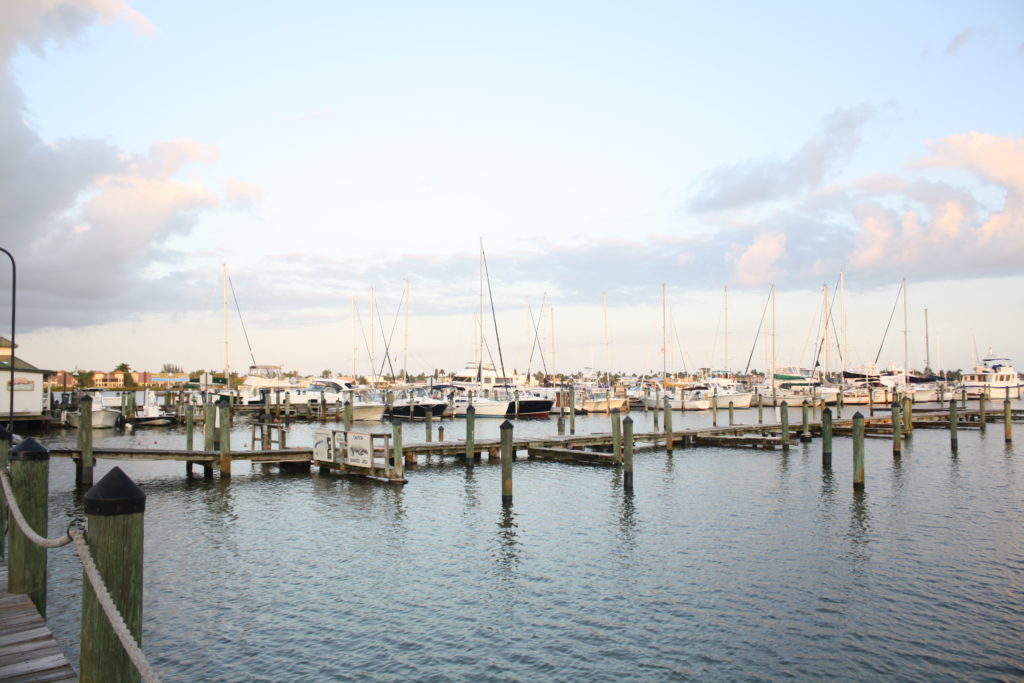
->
450;363;554;418
961;352;1021;399
61;388;123;429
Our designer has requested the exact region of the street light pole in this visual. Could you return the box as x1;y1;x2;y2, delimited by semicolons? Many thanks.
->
0;248;14;432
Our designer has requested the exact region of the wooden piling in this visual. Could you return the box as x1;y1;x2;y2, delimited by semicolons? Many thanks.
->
8;438;49;616
1004;399;1012;443
185;405;194;451
343;400;353;431
611;408;622;463
623;415;634;492
950;401;958;453
500;420;513;505
0;427;9;559
569;389;576;435
77;395;95;487
852;411;865;490
80;467;145;683
203;403;215;452
961;387;966;408
821;406;832;468
757;393;763;424
218;397;231;478
663;396;673;453
892;399;902;457
284;392;292;426
728;400;735;426
711;392;718;426
780;401;789;451
868;389;874;416
979;394;986;431
465;404;476;461
425;406;433;442
800;400;811;442
903;395;913;438
392;423;405;477
836;390;843;419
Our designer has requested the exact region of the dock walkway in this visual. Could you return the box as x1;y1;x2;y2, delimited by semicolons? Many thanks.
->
0;563;76;682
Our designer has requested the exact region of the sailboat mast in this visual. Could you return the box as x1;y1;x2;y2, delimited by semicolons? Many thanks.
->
603;292;610;387
924;308;930;372
840;270;847;371
370;287;376;383
724;285;729;375
351;296;357;379
222;264;229;382
404;280;410;381
823;283;830;382
770;283;776;393
550;304;557;383
661;283;667;383
902;278;908;384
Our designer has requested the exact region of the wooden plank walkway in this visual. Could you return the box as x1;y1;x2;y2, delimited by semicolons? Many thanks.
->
0;564;76;682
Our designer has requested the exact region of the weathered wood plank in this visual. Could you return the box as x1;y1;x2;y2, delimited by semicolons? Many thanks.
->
0;563;77;682
527;446;618;466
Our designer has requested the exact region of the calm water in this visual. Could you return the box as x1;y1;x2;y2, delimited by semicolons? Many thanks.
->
28;405;1024;681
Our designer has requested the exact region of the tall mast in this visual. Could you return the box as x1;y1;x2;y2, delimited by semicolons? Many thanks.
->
661;283;667;383
770;283;776;392
222;264;229;381
603;292;610;386
823;283;830;382
479;237;484;381
351;296;357;379
924;308;930;372
840;270;847;371
550;304;557;383
369;286;376;382
724;285;729;374
902;278;908;384
404;280;410;381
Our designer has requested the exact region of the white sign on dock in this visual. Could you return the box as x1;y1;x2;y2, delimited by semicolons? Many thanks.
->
312;429;334;462
345;432;373;468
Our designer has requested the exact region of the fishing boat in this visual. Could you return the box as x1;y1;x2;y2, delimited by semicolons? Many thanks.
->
130;390;174;427
61;388;122;429
961;351;1021;399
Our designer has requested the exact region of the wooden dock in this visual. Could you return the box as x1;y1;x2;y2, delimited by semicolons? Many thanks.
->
0;563;76;682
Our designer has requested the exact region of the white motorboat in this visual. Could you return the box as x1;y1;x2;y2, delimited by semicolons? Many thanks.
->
131;390;174;427
961;351;1021;399
62;389;122;429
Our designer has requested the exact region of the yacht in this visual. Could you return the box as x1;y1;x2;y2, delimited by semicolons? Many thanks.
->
961;352;1021;399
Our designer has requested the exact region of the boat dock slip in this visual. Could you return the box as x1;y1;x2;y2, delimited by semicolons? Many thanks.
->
527;446;619;466
0;563;77;683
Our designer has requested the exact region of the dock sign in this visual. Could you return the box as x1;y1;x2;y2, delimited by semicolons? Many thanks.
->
312;429;334;462
345;432;373;468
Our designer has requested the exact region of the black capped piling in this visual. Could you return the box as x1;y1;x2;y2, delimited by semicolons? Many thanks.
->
623;415;634;491
852;411;865;490
500;420;513;505
8;438;49;616
821;406;832;468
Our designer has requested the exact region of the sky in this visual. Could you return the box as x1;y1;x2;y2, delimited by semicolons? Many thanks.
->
1;0;1022;378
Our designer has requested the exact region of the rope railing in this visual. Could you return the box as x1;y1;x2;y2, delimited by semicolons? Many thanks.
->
0;469;162;683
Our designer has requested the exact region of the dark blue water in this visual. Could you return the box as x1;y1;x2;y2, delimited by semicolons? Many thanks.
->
31;406;1024;681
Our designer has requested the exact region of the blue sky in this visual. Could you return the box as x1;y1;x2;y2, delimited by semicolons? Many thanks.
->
2;0;1023;376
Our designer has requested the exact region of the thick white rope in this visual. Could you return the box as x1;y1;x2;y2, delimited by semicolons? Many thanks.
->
71;529;161;683
0;469;72;548
1;469;161;683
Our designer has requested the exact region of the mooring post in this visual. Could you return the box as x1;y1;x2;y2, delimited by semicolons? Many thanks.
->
836;390;843;419
903;395;913;438
852;411;865;490
757;393;764;424
623;415;634;492
569;388;576;435
892;399;902;456
611;408;622;463
8;438;48;615
218;397;231;478
204;402;215;451
284;392;292;427
438;425;444;442
500;420;513;505
950;401;958;453
392;422;405;477
711;391;718;427
800;400;811;442
961;388;966;408
780;400;789;451
663;396;673;453
514;389;521;418
1005;399;1013;443
0;426;9;559
868;388;874;416
185;404;194;451
653;390;660;430
557;412;565;435
643;387;649;413
77;395;95;488
80;467;144;683
979;394;987;431
465;404;476;461
425;405;433;443
343;400;352;431
821;406;832;468
728;400;735;426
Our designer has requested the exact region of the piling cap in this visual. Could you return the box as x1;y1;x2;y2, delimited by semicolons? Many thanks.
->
623;415;633;424
853;411;864;419
0;424;12;442
84;466;146;516
10;437;49;461
500;419;513;430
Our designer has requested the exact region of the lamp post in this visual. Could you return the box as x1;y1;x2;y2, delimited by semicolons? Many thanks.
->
0;248;13;432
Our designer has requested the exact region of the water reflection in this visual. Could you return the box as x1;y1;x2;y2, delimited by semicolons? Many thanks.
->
494;504;520;576
846;489;872;568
